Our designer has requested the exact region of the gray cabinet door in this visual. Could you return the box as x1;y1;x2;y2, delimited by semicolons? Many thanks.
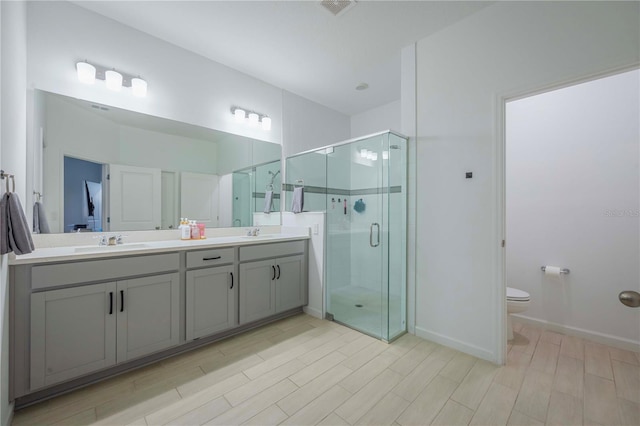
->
275;255;305;313
186;265;236;340
30;282;117;389
116;273;180;362
239;259;276;324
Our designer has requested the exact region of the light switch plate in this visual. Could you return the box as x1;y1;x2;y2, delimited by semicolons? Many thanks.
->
313;224;319;235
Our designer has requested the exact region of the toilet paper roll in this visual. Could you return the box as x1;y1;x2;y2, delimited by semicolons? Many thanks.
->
544;266;561;276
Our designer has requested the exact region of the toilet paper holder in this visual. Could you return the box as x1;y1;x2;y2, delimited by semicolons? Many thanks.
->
540;266;570;275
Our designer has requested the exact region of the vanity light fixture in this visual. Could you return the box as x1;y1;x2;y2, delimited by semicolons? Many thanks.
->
230;106;272;131
75;61;148;97
76;61;96;84
234;108;246;123
105;69;123;92
261;116;272;131
248;112;259;127
131;77;148;97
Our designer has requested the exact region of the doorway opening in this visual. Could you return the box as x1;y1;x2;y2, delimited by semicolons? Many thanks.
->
63;156;105;232
504;69;639;352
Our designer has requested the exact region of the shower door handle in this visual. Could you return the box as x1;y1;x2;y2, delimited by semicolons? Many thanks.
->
370;223;380;247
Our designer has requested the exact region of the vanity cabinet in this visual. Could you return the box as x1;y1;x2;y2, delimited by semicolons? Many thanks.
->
185;247;237;340
186;265;236;340
12;238;308;404
27;252;180;391
30;272;180;389
30;282;117;389
116;273;180;362
239;241;306;324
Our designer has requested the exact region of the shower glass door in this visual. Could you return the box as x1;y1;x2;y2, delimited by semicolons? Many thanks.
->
326;134;388;339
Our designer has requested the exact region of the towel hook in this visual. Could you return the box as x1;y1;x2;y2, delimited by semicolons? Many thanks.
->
294;179;304;188
1;170;15;193
33;191;43;202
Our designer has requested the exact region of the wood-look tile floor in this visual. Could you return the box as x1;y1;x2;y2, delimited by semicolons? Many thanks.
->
12;315;640;426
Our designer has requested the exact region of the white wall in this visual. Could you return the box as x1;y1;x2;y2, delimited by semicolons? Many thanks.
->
27;1;282;145
350;100;401;138
506;69;640;348
413;1;640;362
282;90;350;158
0;1;27;423
283;212;325;319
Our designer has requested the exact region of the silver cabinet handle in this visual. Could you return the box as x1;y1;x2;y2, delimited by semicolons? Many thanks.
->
370;223;380;247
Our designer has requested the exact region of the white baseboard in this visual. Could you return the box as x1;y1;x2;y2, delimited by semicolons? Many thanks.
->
415;326;498;364
513;314;640;353
303;306;323;319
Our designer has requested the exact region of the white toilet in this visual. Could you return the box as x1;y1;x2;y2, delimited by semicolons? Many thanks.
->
507;287;530;340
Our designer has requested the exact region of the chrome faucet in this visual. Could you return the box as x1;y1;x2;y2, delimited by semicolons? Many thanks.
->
96;234;127;246
246;227;260;237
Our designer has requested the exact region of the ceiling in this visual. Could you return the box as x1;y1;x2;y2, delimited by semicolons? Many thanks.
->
72;1;492;116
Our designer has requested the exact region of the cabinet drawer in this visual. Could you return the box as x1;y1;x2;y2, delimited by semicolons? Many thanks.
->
186;247;235;269
32;253;180;290
240;241;305;262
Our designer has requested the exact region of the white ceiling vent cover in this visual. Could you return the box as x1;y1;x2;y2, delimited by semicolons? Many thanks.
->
320;0;357;17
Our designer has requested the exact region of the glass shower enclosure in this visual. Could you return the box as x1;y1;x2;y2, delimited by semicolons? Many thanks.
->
285;131;407;341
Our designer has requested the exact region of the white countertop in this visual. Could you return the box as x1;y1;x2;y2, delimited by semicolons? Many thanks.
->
9;232;310;265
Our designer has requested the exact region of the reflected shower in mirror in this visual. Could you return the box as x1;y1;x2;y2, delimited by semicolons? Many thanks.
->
232;159;281;227
33;90;281;233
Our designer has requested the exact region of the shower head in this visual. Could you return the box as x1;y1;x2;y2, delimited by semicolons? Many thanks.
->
268;170;280;185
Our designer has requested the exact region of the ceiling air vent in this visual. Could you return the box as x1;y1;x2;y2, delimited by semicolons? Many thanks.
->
320;0;356;17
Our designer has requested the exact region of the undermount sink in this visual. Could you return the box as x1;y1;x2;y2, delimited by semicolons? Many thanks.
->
74;243;151;253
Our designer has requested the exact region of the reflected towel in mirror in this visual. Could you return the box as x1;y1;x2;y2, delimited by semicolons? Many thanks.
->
33;201;50;234
263;190;273;213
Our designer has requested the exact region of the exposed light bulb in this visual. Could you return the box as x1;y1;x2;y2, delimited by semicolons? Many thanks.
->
360;149;368;158
372;152;378;161
76;61;96;84
261;116;272;131
382;150;389;160
105;70;123;92
248;112;259;127
131;77;147;97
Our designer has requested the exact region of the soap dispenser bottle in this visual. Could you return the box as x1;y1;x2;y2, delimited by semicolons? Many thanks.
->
190;220;200;239
181;218;191;240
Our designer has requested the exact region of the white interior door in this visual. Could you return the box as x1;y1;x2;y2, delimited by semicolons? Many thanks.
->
181;172;219;228
161;171;178;230
108;164;161;231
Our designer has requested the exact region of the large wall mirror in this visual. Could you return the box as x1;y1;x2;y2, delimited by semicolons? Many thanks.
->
33;90;281;233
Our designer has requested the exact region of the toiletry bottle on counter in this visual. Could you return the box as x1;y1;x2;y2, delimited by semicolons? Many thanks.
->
181;218;191;240
198;222;206;239
190;220;200;239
